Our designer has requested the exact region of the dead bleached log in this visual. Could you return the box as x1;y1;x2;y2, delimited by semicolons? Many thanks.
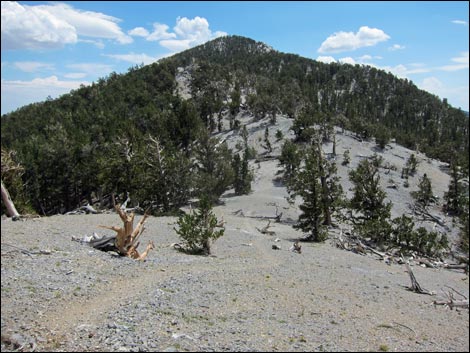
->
433;286;469;310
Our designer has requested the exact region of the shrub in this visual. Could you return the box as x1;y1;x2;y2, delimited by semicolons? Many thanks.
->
174;197;225;255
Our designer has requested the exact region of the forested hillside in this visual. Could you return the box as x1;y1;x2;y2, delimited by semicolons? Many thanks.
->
1;35;468;217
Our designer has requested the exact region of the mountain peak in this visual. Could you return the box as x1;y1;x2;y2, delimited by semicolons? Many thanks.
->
207;35;275;54
172;35;276;64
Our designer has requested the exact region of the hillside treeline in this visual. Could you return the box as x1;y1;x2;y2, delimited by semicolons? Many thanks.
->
1;36;468;216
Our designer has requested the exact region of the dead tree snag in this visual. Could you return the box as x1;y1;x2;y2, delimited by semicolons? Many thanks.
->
97;202;153;260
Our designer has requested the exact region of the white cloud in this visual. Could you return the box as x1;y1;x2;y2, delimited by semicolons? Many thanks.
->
357;55;372;61
128;27;149;37
339;57;356;65
39;3;132;44
66;63;114;77
377;64;431;78
318;26;390;53
1;1;131;51
421;77;444;92
78;38;105;49
14;61;55;73
438;51;469;71
64;72;87;79
452;20;468;25
135;16;226;53
104;53;160;65
159;39;193;52
1;1;77;50
147;23;176;41
1;76;90;114
451;51;469;64
388;44;405;51
316;56;336;64
174;16;211;41
419;76;469;110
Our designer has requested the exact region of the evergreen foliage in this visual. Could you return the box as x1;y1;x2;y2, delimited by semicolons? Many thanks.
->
444;162;469;216
349;157;392;245
405;154;419;176
232;149;253;195
1;35;468;216
193;132;235;205
342;149;351;166
263;126;272;153
278;140;301;185
289;141;343;241
411;173;434;209
174;196;225;255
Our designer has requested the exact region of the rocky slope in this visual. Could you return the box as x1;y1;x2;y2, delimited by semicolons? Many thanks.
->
1;119;468;352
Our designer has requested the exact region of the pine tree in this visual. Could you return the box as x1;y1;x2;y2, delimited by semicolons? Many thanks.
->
263;126;272;153
232;149;252;195
342;149;350;166
349;157;392;245
194;133;235;204
279;140;301;185
405;154;419;176
290;141;343;241
292;144;327;242
444;162;468;216
174;195;225;255
412;173;433;209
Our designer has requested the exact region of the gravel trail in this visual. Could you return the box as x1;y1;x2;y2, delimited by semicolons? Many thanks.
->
1;211;468;352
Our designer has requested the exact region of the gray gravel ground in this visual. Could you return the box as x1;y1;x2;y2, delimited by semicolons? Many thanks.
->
2;122;469;352
1;211;468;352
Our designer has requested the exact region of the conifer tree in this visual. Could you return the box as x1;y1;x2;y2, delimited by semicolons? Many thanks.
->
412;173;434;209
232;149;252;195
292;144;327;242
349;157;392;245
405;154;419;176
444;162;468;216
263;126;272;153
194;132;235;204
290;139;343;241
279;140;301;185
174;195;225;255
342;149;350;166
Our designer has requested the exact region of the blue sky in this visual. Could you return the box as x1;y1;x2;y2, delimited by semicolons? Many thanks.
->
1;1;469;115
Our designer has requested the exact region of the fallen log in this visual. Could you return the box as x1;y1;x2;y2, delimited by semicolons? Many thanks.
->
433;299;470;310
256;220;276;235
433;286;469;310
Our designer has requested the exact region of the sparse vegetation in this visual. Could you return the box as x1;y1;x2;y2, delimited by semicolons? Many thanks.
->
174;196;225;255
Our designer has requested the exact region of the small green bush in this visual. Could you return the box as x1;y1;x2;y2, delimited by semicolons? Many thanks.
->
174;197;225;255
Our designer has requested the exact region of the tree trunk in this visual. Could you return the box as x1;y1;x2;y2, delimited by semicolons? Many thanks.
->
97;203;153;260
1;180;20;219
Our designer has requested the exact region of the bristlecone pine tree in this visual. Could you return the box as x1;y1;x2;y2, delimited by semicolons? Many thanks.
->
412;173;434;209
349;155;392;245
232;149;252;195
174;196;225;255
444;162;468;216
290;141;342;242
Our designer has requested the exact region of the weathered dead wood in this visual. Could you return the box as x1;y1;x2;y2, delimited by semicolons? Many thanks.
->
96;202;153;260
256;220;276;235
413;257;437;268
1;180;20;219
1;242;52;257
404;263;433;295
443;263;469;272
411;203;449;230
433;286;469;310
290;241;302;254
